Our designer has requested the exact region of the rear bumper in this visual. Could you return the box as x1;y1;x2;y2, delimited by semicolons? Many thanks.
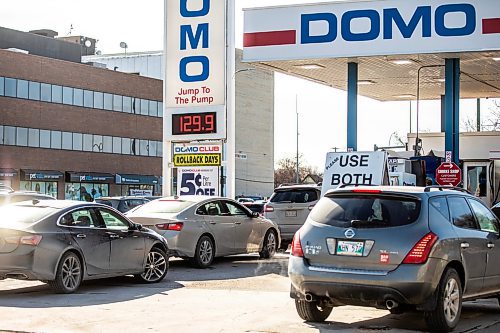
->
288;256;447;309
0;249;39;280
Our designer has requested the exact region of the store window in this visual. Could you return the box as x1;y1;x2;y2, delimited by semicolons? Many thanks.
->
65;183;109;201
63;87;73;105
73;88;84;106
40;83;51;102
17;80;29;99
51;85;63;104
21;181;58;198
29;81;40;100
5;78;16;97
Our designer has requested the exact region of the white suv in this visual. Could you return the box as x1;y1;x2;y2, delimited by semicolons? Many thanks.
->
264;184;321;249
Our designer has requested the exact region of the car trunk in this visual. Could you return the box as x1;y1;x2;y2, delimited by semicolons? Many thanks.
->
301;192;428;272
0;229;27;253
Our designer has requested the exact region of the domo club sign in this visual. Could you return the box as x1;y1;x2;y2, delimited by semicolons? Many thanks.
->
243;0;500;61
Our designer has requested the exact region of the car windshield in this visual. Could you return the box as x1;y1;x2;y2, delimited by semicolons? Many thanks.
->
270;189;318;203
0;205;58;225
309;194;421;228
131;199;194;214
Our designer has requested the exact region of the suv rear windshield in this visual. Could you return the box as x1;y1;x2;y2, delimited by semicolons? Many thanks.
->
310;194;421;228
270;189;318;203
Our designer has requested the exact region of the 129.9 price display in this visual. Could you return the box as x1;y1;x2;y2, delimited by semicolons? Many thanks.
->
172;112;217;135
177;167;219;196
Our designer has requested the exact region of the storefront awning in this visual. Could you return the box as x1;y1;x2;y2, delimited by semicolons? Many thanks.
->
66;172;115;183
115;174;159;185
0;168;17;178
21;169;64;181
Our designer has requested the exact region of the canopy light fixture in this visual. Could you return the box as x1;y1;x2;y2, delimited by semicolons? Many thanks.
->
294;64;325;70
390;59;415;65
358;80;375;85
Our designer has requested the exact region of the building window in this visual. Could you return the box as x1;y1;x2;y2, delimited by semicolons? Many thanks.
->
103;93;113;110
121;138;131;155
51;131;62;149
73;133;83;150
113;137;122;154
84;90;94;108
0;125;4;144
149;140;157;157
40;129;51;148
4;126;16;145
140;99;149;116
73;88;83;106
158;102;163;117
40;83;51;102
93;135;103;152
51;85;63;104
17;80;29;99
29;81;40;101
113;94;123;112
103;136;112;153
157;141;163;157
0;77;4;96
139;139;149;156
62;131;73;150
123;96;132;113
28;128;40;147
5;78;17;97
83;134;93;151
62;86;73;105
21;181;58;198
94;92;104;109
65;183;109;201
16;127;28;146
149;100;158;117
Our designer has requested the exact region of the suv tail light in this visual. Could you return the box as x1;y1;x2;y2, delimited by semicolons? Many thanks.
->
291;232;304;257
156;222;184;231
264;204;274;213
403;232;438;264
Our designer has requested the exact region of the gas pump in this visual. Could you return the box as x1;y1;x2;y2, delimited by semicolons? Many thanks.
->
462;161;496;206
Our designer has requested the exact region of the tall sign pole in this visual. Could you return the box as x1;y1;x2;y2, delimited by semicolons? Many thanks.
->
164;0;232;197
226;0;236;198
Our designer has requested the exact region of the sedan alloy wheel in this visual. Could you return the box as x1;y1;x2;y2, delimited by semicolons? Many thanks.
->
137;248;169;283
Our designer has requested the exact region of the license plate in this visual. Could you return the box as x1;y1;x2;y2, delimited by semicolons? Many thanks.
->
285;210;297;217
336;240;364;256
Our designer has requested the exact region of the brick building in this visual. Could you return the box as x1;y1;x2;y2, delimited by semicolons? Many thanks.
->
0;47;163;199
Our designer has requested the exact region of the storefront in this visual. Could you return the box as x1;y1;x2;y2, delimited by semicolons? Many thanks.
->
0;168;17;190
65;172;114;201
20;170;63;198
115;174;159;196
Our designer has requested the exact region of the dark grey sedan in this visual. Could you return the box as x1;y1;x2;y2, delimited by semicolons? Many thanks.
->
0;200;169;293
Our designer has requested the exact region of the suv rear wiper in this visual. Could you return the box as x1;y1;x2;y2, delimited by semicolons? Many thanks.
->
350;219;389;228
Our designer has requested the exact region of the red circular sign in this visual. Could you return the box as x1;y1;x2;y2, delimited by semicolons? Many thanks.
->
435;162;462;187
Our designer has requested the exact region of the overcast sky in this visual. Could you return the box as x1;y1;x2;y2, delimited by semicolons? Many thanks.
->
0;0;495;170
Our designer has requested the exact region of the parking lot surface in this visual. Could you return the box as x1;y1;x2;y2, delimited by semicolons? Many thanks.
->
1;253;500;333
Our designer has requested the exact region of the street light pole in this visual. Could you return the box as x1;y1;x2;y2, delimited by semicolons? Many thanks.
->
296;95;300;184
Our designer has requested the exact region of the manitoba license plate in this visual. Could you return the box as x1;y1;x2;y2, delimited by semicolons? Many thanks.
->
336;240;364;256
285;210;297;217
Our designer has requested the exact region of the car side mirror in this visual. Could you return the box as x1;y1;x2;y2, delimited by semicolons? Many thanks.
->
251;212;260;218
130;223;143;231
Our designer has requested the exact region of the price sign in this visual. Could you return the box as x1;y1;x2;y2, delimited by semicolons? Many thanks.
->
172;112;217;135
177;167;219;196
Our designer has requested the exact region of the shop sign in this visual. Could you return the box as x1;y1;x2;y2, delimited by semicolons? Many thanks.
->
243;0;500;61
177;167;219;196
435;162;462;187
321;151;388;195
130;189;154;196
173;142;222;167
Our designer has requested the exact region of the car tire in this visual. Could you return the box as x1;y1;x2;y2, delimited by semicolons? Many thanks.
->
295;299;333;322
259;229;277;259
135;247;169;283
424;268;462;332
192;235;215;268
49;252;82;294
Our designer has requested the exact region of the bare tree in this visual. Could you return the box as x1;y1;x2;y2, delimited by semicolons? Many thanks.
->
462;99;500;132
274;155;321;188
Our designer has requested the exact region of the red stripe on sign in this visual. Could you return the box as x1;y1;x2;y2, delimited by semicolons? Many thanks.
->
243;30;296;47
483;18;500;34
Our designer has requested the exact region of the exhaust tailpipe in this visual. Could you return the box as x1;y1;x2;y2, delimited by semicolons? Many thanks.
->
386;299;398;310
305;293;314;302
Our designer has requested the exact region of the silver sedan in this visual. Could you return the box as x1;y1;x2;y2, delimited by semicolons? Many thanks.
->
127;196;280;268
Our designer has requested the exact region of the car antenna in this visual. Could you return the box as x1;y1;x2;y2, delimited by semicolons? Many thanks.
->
32;199;40;205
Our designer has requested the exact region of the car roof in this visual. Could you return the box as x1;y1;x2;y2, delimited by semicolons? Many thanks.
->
274;184;321;191
11;200;107;210
97;196;148;200
153;195;238;203
326;185;474;196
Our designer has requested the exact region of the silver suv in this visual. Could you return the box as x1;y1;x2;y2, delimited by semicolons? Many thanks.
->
264;184;321;249
289;186;500;332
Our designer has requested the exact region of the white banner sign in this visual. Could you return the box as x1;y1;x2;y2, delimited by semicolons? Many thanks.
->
177;167;220;196
166;0;226;108
321;152;388;195
243;0;500;61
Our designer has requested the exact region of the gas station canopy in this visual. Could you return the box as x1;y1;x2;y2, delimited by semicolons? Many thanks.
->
242;0;500;101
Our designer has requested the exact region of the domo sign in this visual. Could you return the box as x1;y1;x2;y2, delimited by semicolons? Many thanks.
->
243;0;500;61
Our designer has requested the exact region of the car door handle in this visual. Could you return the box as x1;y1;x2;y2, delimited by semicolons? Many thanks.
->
487;243;495;249
234;221;241;225
460;242;470;249
76;234;86;239
109;234;120;239
207;221;216;225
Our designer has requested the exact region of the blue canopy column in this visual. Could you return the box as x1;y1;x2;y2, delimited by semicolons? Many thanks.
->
444;58;460;164
347;62;358;151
